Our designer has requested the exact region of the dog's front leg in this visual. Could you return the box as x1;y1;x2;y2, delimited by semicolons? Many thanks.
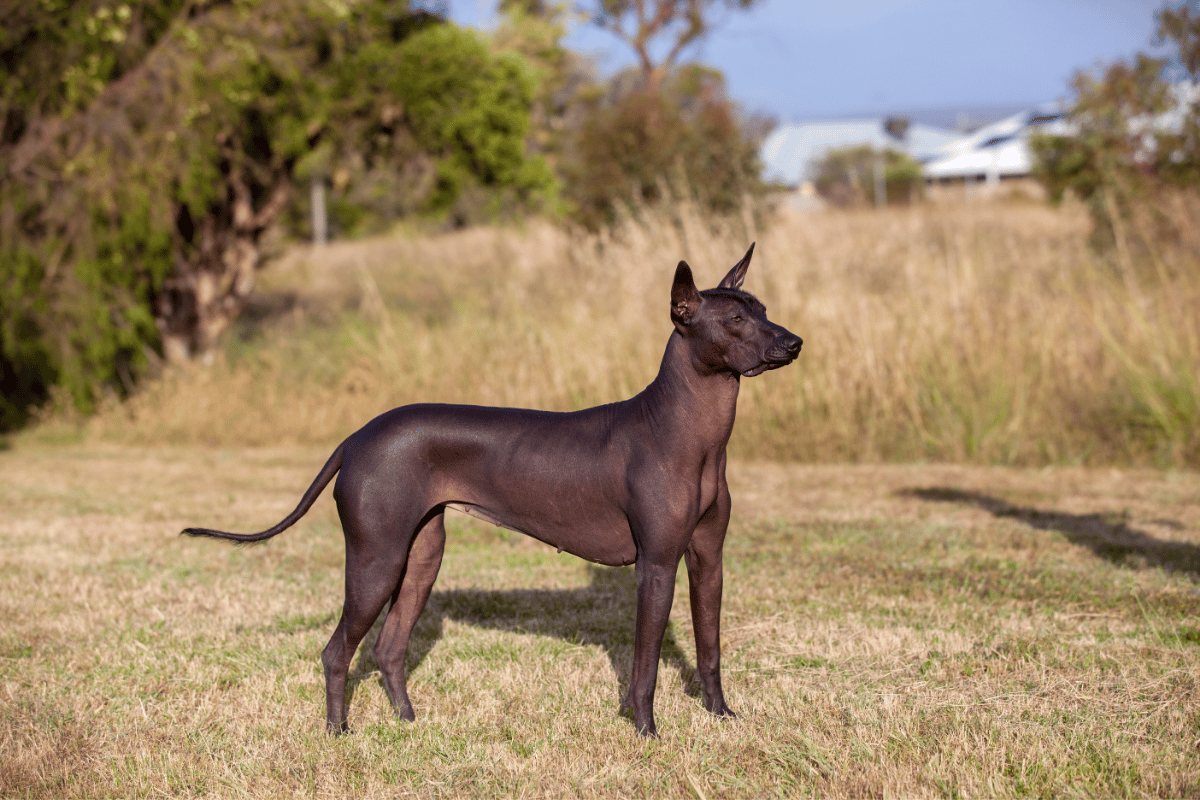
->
626;552;680;737
684;496;735;719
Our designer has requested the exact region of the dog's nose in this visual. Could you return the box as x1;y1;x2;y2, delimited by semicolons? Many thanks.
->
784;335;802;356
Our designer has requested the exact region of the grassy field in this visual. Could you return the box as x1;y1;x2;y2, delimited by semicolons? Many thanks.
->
3;198;1198;795
30;194;1200;467
1;443;1198;797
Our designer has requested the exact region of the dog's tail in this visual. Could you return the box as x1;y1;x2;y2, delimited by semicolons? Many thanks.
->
181;442;345;545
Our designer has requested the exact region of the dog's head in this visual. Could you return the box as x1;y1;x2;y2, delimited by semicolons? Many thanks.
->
670;244;802;378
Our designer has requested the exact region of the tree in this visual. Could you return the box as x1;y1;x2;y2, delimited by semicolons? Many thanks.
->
291;18;560;236
388;23;559;224
500;0;554;15
1152;2;1200;188
0;0;552;429
1;0;195;428
1030;2;1199;252
492;0;597;178
0;0;190;145
1031;53;1172;206
559;1;769;228
563;63;767;227
582;0;761;93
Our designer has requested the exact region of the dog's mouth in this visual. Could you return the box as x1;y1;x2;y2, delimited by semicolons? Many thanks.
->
741;358;793;377
740;337;802;377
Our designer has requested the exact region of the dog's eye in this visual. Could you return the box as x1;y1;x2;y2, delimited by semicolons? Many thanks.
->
730;315;743;324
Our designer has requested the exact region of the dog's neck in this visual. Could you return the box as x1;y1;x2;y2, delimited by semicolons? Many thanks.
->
636;332;740;448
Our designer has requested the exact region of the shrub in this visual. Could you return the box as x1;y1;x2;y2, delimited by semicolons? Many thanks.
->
0;3;553;429
811;145;924;208
562;64;767;228
1031;4;1199;258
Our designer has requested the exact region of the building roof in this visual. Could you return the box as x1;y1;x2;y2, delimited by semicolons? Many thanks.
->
761;119;961;186
763;84;1195;186
920;86;1197;180
922;104;1069;180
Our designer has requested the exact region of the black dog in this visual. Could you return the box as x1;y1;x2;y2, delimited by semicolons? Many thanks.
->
184;245;802;737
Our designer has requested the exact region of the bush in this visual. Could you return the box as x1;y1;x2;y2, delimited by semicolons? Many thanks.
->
811;145;923;208
383;23;559;224
1031;4;1199;257
562;64;767;228
0;3;554;430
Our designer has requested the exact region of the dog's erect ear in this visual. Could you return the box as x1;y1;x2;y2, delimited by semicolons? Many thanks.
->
671;261;703;326
717;242;754;290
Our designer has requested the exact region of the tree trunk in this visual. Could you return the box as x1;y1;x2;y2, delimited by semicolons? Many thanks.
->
155;164;291;363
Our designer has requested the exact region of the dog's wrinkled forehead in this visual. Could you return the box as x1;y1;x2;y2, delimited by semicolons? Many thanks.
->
700;287;766;314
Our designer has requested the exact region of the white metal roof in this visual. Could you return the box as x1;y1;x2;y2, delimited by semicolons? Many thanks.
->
922;105;1069;180
762;85;1194;185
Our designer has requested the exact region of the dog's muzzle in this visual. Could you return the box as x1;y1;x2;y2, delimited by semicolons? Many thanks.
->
742;334;802;377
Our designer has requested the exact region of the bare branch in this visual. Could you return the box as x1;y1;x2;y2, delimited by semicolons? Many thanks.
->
579;0;761;88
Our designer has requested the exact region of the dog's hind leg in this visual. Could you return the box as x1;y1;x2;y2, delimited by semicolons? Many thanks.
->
374;510;446;722
321;511;422;734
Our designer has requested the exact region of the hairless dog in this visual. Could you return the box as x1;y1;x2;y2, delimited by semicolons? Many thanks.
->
183;244;802;737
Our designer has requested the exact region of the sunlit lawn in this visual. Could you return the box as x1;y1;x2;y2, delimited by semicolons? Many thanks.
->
2;444;1197;797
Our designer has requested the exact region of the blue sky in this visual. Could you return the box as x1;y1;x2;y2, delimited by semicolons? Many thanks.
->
448;0;1172;125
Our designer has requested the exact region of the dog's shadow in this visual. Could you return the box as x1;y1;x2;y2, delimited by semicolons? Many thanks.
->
899;487;1200;578
347;564;701;720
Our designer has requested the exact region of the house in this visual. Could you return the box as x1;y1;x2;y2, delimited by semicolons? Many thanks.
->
760;118;961;187
761;84;1195;207
922;103;1069;189
923;83;1196;192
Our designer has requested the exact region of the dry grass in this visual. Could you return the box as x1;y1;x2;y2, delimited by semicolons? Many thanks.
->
1;444;1198;797
29;193;1200;467
6;196;1198;795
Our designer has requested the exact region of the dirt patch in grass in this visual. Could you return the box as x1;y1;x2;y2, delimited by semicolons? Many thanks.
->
1;444;1197;797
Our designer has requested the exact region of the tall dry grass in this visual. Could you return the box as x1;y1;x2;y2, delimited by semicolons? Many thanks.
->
57;192;1200;466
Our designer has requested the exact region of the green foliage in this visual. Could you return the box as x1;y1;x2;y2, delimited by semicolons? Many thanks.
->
0;247;53;429
388;24;559;221
1030;53;1171;208
0;0;189;143
491;2;602;228
1031;3;1200;252
564;1;768;227
283;14;561;237
811;145;924;208
1152;3;1200;189
2;1;554;429
1;0;190;426
3;0;329;421
563;64;765;228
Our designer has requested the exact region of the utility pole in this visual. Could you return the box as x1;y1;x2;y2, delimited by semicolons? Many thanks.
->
874;151;885;209
311;177;328;247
